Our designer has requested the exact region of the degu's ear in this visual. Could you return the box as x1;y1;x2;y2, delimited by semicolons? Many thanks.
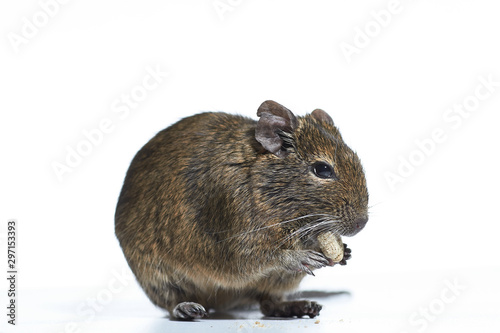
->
311;108;334;125
256;100;298;158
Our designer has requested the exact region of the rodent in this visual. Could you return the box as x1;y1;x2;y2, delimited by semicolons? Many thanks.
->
115;100;369;320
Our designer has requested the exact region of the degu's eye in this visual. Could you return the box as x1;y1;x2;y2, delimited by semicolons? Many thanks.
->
312;162;336;179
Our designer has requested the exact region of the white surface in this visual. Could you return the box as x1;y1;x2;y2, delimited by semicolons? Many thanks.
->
4;267;500;332
1;0;500;332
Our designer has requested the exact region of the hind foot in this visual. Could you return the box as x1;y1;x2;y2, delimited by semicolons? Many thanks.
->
172;302;208;320
260;300;322;318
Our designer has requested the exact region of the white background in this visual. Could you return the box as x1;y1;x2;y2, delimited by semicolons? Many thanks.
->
1;0;499;332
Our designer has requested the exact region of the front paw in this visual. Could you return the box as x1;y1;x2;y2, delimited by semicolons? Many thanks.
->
338;243;352;266
284;250;329;276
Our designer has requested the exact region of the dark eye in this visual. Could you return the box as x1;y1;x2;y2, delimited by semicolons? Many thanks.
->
312;162;336;179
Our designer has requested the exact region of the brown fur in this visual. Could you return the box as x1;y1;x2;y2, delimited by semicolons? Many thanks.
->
115;100;369;319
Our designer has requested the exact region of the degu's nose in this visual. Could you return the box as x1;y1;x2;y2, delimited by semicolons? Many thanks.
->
354;215;368;231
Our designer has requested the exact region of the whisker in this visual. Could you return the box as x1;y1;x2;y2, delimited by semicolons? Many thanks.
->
274;218;324;248
310;219;342;235
214;214;331;244
272;216;344;253
272;217;338;253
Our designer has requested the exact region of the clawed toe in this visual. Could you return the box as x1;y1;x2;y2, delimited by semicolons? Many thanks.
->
261;300;322;318
339;244;352;265
290;300;322;318
172;302;208;320
299;250;329;275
